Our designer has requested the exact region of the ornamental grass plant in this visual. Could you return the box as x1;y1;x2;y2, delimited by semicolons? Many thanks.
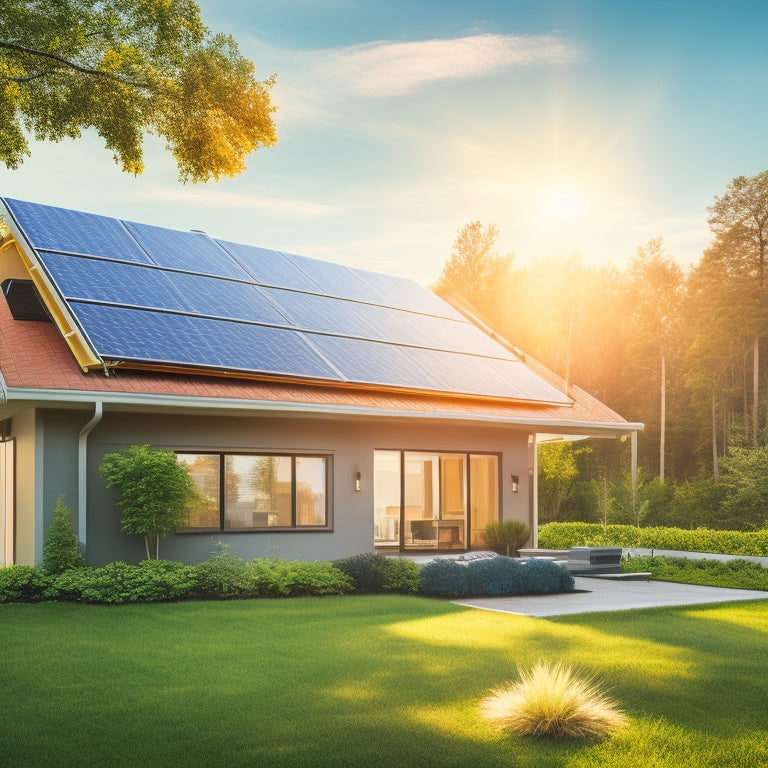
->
480;661;627;741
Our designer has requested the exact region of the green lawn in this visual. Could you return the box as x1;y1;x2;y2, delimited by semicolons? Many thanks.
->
1;596;767;768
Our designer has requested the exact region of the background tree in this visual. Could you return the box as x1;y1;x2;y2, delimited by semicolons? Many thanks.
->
100;444;199;559
625;238;685;480
707;170;768;445
1;0;277;181
433;221;515;329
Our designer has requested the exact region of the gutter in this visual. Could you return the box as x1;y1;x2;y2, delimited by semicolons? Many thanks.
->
77;402;102;555
5;385;643;435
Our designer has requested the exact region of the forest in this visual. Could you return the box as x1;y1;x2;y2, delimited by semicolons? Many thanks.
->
433;170;768;532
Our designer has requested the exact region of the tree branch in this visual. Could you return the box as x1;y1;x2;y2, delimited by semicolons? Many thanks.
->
0;40;151;89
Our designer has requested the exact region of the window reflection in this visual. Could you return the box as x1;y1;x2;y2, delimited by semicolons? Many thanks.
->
177;453;328;531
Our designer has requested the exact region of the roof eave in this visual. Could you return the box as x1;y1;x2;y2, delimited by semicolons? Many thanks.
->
0;385;643;434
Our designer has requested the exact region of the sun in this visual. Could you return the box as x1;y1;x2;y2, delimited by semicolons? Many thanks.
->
541;185;585;222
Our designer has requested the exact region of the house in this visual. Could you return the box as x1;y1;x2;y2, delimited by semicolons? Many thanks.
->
0;198;642;566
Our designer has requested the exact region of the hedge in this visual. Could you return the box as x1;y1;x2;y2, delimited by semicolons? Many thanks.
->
622;555;768;591
0;552;574;604
0;557;354;604
538;522;768;557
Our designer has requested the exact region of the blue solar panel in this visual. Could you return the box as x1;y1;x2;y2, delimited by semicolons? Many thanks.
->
282;252;390;305
2;197;573;404
261;288;378;338
353;267;464;320
70;303;341;379
39;253;191;312
217;240;323;293
308;335;439;391
124;221;251;280
262;286;509;357
162;273;290;326
402;346;569;402
4;199;153;263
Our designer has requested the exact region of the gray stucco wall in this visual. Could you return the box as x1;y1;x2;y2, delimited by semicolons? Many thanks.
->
40;407;532;565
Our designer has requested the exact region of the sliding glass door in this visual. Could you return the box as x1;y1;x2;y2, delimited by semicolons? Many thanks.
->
374;450;499;551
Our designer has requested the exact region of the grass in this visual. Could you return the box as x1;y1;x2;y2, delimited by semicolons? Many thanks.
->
480;661;627;740
1;595;767;768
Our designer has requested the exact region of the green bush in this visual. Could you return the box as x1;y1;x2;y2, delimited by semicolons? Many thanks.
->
191;541;251;598
42;496;84;575
0;565;52;603
247;559;353;597
518;558;575;594
622;555;768;591
538;522;768;556
466;556;523;596
333;553;420;594
55;560;197;604
378;557;421;594
419;558;471;597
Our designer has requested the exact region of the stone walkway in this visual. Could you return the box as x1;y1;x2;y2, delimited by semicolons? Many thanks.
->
452;576;768;617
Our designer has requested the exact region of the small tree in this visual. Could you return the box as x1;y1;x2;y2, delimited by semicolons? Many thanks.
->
99;444;198;560
42;495;84;574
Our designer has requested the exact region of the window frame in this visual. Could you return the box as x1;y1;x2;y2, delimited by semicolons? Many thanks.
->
176;451;332;533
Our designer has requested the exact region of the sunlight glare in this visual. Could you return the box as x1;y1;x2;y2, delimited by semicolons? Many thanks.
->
542;184;585;222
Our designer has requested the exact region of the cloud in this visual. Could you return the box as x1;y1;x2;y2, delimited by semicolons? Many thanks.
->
314;33;583;97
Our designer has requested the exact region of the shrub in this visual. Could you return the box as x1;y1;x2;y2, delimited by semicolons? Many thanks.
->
418;558;470;597
466;556;523;596
55;560;196;604
42;496;84;574
518;559;575;594
191;541;252;598
333;553;420;594
248;559;353;597
622;555;768;591
538;522;768;556
379;557;421;594
480;662;627;740
0;565;52;603
482;519;530;557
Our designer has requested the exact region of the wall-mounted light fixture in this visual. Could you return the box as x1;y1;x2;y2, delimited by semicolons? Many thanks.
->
510;474;519;493
354;471;361;492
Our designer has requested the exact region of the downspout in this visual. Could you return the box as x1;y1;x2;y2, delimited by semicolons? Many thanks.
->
78;402;102;556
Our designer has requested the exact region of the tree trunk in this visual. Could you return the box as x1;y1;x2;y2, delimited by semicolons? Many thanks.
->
712;393;720;478
753;335;759;447
659;351;666;481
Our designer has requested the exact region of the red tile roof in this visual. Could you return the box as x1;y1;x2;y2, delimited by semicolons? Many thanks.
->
0;296;630;428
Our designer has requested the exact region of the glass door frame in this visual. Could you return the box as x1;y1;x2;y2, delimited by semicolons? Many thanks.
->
374;449;502;553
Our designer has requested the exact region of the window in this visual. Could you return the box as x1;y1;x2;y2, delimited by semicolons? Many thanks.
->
177;453;329;531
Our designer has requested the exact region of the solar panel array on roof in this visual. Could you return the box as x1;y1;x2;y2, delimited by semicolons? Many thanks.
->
0;197;572;405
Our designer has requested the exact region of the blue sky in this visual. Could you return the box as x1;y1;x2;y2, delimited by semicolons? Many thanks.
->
4;0;768;284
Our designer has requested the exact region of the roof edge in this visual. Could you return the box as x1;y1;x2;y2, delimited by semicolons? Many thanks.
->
0;384;644;433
